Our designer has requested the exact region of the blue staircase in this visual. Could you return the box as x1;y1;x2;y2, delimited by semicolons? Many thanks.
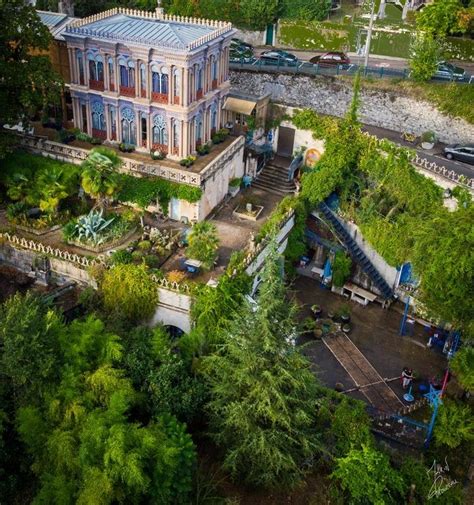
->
318;202;394;299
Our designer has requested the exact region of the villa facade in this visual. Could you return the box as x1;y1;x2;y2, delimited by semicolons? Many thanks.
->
63;8;234;159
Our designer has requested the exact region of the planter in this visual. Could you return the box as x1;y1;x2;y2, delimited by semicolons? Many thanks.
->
228;185;240;197
421;142;435;150
14;224;62;236
311;304;322;318
342;324;351;334
233;204;264;221
340;314;351;324
314;329;323;339
327;310;336;320
66;226;137;253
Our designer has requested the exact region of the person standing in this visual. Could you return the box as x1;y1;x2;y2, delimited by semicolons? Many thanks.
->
402;367;414;389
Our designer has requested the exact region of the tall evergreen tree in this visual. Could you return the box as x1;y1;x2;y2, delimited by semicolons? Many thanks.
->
202;241;321;489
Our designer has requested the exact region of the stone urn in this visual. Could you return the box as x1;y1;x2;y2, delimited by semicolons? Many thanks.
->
246;202;253;213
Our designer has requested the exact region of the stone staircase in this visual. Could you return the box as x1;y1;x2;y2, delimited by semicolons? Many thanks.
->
252;158;297;196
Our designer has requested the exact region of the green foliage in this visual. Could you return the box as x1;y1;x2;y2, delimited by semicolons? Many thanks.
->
101;264;158;323
409;34;441;82
257;195;302;240
0;1;62;158
332;251;352;288
1;151;80;214
434;400;474;448
238;0;280;30
186;221;220;270
81;148;122;208
450;346;474;390
330;398;372;456
416;0;466;37
0;293;62;406
281;0;331;21
202;242;321;489
110;249;133;265
117;173;202;210
122;326;207;424
332;444;404;505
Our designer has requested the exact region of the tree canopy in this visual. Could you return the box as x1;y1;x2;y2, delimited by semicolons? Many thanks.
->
0;1;62;158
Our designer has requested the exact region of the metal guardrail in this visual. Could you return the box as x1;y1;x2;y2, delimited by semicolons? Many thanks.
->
230;58;474;84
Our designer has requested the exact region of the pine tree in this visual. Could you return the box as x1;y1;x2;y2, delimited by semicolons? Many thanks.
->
202;241;321;489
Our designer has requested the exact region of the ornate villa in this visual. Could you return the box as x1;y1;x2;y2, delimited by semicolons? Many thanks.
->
63;7;233;159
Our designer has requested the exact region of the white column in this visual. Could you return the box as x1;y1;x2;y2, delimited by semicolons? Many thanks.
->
135;109;141;148
183;121;189;157
117;109;123;143
105;104;112;140
114;56;119;92
135;60;140;98
85;100;92;136
147;113;152;150
169;65;174;104
167;116;172;154
179;120;184;158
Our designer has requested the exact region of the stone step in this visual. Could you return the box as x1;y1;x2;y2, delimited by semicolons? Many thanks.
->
252;179;296;195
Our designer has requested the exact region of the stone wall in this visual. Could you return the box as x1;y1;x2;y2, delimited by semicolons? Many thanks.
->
230;71;474;145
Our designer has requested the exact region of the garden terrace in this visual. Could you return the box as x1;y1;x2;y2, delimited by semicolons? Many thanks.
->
30;123;242;177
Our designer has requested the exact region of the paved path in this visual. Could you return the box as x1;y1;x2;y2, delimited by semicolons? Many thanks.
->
323;332;404;413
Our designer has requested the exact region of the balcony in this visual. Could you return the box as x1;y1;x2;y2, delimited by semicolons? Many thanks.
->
120;85;135;97
196;89;203;100
151;92;168;104
212;79;218;90
152;143;168;154
92;128;107;139
89;79;105;91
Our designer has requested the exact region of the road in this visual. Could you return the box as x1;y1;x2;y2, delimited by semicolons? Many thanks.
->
362;124;474;181
255;48;474;76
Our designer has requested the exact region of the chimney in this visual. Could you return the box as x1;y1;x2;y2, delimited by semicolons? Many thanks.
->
58;0;75;16
155;0;164;16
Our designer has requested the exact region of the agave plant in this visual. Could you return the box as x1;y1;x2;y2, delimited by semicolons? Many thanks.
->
74;210;115;245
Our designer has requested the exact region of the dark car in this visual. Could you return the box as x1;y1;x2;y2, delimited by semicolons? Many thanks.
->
260;49;299;66
310;52;351;66
444;144;474;164
231;38;253;52
434;61;466;81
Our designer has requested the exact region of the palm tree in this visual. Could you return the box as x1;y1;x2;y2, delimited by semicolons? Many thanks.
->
186;221;220;270
81;147;122;209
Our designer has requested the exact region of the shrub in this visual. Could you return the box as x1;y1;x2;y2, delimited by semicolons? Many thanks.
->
131;250;143;261
110;249;133;265
196;143;210;156
6;202;28;221
332;251;352;288
151;149;166;160
90;137;103;145
119;143;135;153
167;270;187;284
421;130;437;144
179;156;195;167
101;264;158;322
186;221;219;270
144;254;161;269
61;219;77;242
76;131;93;143
229;177;242;188
138;240;152;251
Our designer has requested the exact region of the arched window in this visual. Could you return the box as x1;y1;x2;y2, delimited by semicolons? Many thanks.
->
151;65;168;95
173;68;180;100
152;114;168;147
211;103;217;132
108;57;115;90
121;107;136;145
110;106;117;140
172;120;179;153
87;54;104;84
195;113;203;144
212;57;218;81
119;58;135;90
76;50;84;84
196;66;203;91
140;63;146;95
91;101;105;132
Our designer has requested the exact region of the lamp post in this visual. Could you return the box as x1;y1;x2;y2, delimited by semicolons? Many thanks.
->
364;0;376;69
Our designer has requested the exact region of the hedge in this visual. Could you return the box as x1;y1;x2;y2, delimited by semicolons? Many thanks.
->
117;174;202;211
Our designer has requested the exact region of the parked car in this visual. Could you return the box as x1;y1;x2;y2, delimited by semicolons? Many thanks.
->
444;144;474;164
231;38;253;52
260;49;299;66
434;61;466;81
310;52;351;66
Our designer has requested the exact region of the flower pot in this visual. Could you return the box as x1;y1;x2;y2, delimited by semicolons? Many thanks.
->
341;314;351;324
311;305;322;318
342;324;351;334
229;185;240;197
421;142;434;150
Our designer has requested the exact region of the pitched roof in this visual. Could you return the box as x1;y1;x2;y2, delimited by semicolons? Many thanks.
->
37;10;78;41
64;8;233;51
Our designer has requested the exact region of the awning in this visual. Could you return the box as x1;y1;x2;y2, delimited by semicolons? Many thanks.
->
223;97;256;116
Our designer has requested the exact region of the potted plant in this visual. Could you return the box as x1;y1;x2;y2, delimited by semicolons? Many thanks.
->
311;304;322;319
91;137;103;145
151;149;166;160
228;177;242;197
179;155;196;167
421;131;437;150
196;143;211;156
119;143;135;153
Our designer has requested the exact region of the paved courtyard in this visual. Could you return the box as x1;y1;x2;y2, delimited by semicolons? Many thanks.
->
292;276;447;408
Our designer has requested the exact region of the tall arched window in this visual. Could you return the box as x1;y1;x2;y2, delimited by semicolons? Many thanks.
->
173;68;180;104
119;58;135;94
172;119;179;154
151;65;168;102
140;63;146;97
195;113;203;145
91;101;106;138
88;54;104;84
212;56;218;81
76;50;85;85
196;66;203;97
108;57;115;91
152;114;168;151
211;103;217;133
121;107;136;145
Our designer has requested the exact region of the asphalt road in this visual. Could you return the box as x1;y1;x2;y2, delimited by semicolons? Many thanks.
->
256;48;474;76
362;124;474;180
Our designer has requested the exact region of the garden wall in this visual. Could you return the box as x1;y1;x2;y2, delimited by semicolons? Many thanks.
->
230;71;474;144
151;287;192;333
